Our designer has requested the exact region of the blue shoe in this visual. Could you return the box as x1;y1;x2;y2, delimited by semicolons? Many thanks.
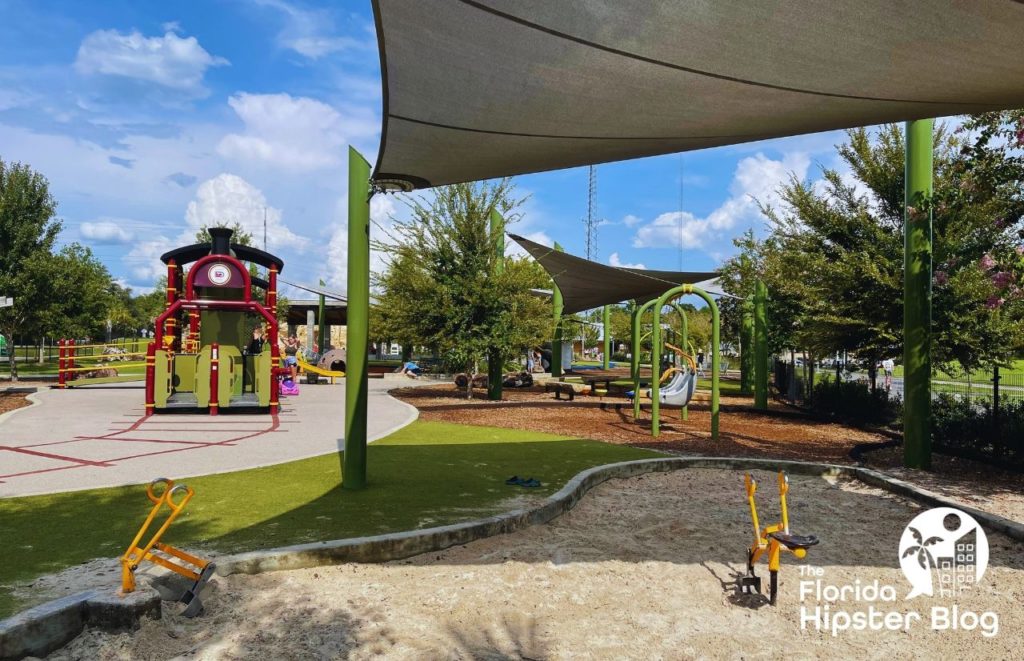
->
505;476;524;485
520;478;541;488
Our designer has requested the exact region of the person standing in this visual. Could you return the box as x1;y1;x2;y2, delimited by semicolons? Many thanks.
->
282;334;300;380
882;357;895;390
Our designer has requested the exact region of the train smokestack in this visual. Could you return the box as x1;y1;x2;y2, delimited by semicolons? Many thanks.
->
208;227;233;256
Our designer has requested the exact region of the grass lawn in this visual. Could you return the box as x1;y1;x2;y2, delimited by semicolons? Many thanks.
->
891;359;1024;381
0;420;664;618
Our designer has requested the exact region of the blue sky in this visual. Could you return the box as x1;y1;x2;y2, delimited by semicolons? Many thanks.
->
0;0;857;295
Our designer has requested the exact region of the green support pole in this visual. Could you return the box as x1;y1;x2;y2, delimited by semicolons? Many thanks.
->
550;242;565;378
487;209;505;400
629;303;639;383
672;302;689;421
632;299;656;419
343;147;370;490
317;279;327;352
753;279;768;410
740;296;754;393
652;286;718;439
904;119;934;470
602;305;611;369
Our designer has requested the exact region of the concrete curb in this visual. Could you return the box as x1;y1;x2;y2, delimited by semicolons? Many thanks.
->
215;456;1024;576
0;587;159;661
0;389;42;428
5;456;1023;660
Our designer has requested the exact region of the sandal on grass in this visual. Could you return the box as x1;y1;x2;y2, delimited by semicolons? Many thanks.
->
505;476;524;485
520;478;541;488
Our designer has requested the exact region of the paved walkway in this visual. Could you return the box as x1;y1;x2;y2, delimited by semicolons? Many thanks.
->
0;379;420;498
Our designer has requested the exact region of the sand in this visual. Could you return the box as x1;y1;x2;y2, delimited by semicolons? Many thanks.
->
48;469;1024;660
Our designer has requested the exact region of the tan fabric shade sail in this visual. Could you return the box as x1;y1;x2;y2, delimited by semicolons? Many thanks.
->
370;0;1024;190
510;233;718;314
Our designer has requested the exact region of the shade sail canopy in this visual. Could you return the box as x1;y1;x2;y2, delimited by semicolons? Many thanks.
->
371;0;1024;190
511;234;717;314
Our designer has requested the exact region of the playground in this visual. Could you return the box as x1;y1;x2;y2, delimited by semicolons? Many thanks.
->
3;1;1024;659
39;469;1024;658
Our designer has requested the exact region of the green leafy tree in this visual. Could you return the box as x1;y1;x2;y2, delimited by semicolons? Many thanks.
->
374;181;550;396
36;244;116;340
0;159;60;380
722;121;1024;392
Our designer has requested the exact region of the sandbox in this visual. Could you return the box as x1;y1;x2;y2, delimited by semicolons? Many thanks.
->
48;468;1024;659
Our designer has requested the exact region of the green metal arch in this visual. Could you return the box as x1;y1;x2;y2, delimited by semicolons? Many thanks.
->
652;285;720;439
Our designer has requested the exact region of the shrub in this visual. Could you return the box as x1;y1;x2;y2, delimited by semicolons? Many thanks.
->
809;378;902;426
932;394;1024;469
611;352;629;363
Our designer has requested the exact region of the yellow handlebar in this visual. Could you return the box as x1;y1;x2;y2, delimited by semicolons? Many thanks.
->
777;471;790;533
664;342;697;371
146;477;172;504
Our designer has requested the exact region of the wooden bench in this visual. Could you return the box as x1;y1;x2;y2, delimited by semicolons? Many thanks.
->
544;382;575;401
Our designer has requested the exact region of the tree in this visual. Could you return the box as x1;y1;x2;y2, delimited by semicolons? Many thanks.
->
36;244;116;340
374;181;550;396
721;121;1024;389
0;159;60;380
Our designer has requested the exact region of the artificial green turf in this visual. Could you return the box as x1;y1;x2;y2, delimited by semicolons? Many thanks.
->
0;420;663;618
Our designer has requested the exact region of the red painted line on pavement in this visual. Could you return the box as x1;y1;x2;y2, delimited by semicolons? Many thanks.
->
75;436;221;446
0;463;88;480
0;446;113;467
3;413;286;484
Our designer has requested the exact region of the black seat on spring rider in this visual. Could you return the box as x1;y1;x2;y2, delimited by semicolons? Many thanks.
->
768;531;819;551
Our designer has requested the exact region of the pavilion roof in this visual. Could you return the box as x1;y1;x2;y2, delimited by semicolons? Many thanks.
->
370;0;1024;191
510;233;719;314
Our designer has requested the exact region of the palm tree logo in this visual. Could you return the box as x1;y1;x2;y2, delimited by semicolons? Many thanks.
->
902;526;943;574
900;507;990;599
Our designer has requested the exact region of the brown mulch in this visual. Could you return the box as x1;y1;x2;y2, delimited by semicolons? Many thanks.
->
392;383;888;464
394;382;1024;522
0;389;34;415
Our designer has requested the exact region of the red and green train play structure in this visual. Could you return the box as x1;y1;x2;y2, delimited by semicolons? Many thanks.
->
140;228;285;415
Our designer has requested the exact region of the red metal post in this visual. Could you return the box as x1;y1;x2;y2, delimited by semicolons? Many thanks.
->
145;342;156;416
69;339;76;373
58;339;66;388
164;259;177;352
173;264;184;352
270;343;280;415
209;342;219;416
267;265;278;312
267;266;279;416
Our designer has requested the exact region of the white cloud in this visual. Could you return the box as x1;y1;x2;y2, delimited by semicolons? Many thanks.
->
124;235;175;282
184;174;309;252
633;152;811;249
75;29;228;94
608;252;646;269
217;93;377;171
622;214;643;228
121;174;309;285
506;230;553;259
325;193;400;293
253;0;366;58
81;220;134;244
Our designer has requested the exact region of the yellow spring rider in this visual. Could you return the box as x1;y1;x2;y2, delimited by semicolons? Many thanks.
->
121;478;215;617
740;472;819;604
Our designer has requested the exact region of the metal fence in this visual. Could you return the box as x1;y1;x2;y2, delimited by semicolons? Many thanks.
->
772;357;1024;407
1;336;147;363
